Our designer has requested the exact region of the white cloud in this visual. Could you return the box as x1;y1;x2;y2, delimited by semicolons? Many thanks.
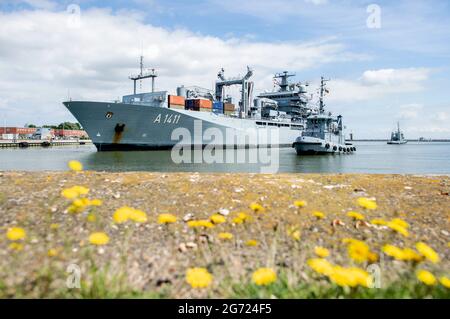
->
0;8;364;126
362;68;430;86
397;103;423;120
327;68;431;102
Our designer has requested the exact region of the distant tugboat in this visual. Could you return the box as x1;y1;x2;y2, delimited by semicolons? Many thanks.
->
387;122;407;145
293;77;355;155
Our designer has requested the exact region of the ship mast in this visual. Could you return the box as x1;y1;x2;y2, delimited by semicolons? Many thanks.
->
129;55;158;94
274;71;295;92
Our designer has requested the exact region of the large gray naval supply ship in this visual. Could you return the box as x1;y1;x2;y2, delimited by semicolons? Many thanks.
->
63;58;315;151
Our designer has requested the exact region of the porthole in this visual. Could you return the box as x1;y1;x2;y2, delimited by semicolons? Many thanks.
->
105;112;114;119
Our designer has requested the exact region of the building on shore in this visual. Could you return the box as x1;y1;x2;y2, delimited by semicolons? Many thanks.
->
0;127;88;140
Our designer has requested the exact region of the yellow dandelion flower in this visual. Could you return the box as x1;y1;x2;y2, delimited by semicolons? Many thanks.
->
370;218;387;226
357;197;377;210
218;232;233;240
390;218;409;229
210;214;226;224
61;186;89;199
87;213;97;223
287;226;301;241
50;223;60;230
315;246;330;258
387;221;409;237
72;198;91;208
252;268;277;286
416;270;437;286
113;206;132;224
237;212;250;221
250;203;265;213
129;209;148;223
347;211;365;220
186;268;213;289
61;188;79;200
294;200;307;208
67;203;85;214
89;232;110;246
187;220;200;228
188;220;214;229
348;240;371;263
382;244;405;260
368;252;379;263
6;227;26;241
158;213;177;224
245;239;259;247
416;242;440;264
402;248;423;262
329;266;371;288
47;248;59;257
307;258;334;276
198;220;214;228
312;211;325;219
90;199;103;206
72;186;89;196
8;242;24;251
232;212;250;225
439;276;450;288
68;160;83;172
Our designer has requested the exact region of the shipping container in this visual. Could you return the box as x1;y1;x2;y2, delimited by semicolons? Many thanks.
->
198;99;212;109
185;99;198;111
224;103;235;111
168;95;185;106
185;99;212;111
199;107;212;112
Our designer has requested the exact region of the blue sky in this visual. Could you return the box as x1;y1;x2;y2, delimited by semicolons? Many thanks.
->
0;0;449;138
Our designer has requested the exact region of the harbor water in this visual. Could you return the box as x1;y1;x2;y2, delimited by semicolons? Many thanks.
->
0;142;449;174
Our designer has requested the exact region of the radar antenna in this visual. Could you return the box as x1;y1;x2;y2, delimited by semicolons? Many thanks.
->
129;55;158;94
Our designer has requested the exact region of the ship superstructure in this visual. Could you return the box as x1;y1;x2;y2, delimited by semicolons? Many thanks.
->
63;58;321;151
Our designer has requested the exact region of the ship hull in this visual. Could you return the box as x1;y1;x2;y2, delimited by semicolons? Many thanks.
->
63;101;302;151
387;141;408;145
293;136;354;155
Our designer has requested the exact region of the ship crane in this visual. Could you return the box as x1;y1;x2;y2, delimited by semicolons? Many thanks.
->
129;55;158;94
215;66;254;118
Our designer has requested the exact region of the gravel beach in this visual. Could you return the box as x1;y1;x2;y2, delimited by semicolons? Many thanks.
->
0;172;449;298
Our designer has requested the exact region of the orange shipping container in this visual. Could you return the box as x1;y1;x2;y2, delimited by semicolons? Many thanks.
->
198;99;212;109
168;95;185;106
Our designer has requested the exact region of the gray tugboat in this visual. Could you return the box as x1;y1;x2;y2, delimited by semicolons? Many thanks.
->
293;77;355;155
387;122;407;144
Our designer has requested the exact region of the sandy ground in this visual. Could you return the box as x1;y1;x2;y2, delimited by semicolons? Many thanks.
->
0;172;449;298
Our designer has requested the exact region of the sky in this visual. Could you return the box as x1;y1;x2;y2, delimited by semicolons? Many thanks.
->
0;0;449;138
